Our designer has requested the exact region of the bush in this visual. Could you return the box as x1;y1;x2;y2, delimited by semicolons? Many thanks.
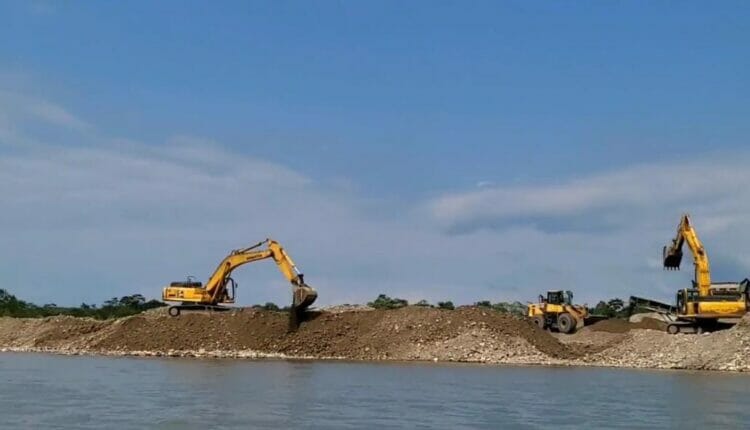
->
588;298;629;318
492;301;526;316
437;301;455;310
368;294;409;310
414;299;432;307
472;300;526;316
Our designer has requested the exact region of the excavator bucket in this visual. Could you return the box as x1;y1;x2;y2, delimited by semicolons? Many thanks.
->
288;284;317;331
663;245;683;270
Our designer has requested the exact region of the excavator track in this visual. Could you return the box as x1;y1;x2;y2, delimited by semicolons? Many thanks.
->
167;304;232;317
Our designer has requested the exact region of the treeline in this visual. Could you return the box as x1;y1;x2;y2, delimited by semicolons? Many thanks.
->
365;294;634;319
587;298;630;318
0;287;635;320
0;289;165;319
365;294;527;315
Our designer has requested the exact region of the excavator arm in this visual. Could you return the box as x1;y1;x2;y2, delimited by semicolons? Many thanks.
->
162;239;317;322
663;214;711;296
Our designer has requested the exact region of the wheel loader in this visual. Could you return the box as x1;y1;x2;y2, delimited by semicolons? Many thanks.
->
527;290;588;334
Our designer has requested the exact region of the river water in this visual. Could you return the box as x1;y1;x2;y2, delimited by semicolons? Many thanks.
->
1;353;748;429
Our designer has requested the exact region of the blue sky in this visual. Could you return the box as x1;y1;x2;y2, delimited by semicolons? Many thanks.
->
1;1;749;307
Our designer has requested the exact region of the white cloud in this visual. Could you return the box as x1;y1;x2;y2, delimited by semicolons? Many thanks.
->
24;100;90;130
0;89;91;146
430;157;750;234
1;85;749;310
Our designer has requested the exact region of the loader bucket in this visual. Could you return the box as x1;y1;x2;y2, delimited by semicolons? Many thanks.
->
663;246;683;270
288;284;317;331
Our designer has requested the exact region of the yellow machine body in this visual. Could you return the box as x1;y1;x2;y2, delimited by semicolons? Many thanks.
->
527;290;588;334
162;239;317;320
662;215;747;332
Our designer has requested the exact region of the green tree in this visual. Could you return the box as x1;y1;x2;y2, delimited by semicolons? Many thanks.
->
263;302;280;311
607;298;625;313
368;294;409;310
118;294;146;307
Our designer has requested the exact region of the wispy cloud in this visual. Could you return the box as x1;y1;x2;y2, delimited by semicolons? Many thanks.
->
0;89;91;136
25;100;90;130
2;84;749;309
429;158;750;234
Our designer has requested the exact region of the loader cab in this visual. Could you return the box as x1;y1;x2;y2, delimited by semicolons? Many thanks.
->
547;290;573;306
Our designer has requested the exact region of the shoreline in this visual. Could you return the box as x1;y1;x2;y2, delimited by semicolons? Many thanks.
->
2;344;748;374
1;306;749;374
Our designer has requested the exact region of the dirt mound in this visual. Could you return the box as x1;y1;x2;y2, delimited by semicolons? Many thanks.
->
588;318;665;333
5;308;750;371
588;319;632;333
732;313;750;330
0;307;583;361
92;307;582;360
0;316;111;348
632;317;667;331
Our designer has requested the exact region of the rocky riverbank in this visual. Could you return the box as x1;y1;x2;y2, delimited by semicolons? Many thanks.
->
1;306;749;372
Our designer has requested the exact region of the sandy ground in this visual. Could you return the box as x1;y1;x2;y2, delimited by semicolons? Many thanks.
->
1;306;749;372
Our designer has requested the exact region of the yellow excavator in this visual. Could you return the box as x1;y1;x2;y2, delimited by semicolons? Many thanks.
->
162;239;318;326
661;214;748;334
527;290;589;334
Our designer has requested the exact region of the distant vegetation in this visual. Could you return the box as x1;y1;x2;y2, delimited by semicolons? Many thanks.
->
368;294;409;310
437;301;454;310
588;298;629;318
0;289;164;319
366;295;524;315
251;302;285;311
0;287;635;321
473;300;526;316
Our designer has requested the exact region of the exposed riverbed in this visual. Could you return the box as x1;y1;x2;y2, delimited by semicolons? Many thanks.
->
1;306;750;372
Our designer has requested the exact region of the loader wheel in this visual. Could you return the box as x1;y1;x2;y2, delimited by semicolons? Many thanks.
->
168;306;181;317
667;324;680;335
558;313;576;334
532;316;546;329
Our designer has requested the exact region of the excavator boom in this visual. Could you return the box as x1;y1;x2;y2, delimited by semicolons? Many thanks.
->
660;214;747;333
162;239;317;325
663;214;711;296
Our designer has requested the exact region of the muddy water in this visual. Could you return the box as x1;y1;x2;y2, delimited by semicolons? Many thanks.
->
1;353;748;429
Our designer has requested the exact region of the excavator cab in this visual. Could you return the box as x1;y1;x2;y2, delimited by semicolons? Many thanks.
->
218;278;237;304
169;275;202;289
